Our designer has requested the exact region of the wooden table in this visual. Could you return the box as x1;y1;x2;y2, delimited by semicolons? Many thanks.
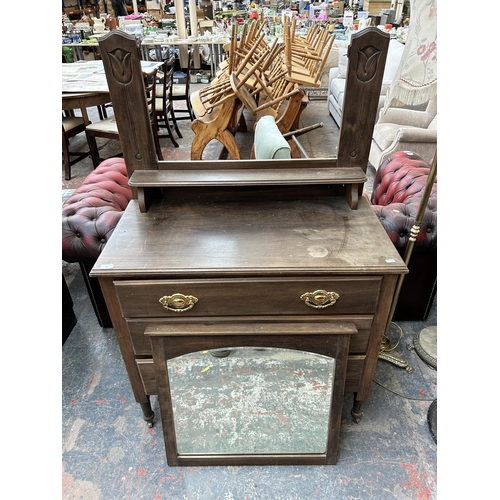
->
140;38;230;77
62;60;111;123
62;60;161;123
62;91;111;125
63;36;229;78
62;42;100;61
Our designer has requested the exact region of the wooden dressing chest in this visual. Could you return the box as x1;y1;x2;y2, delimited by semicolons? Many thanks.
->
89;28;407;465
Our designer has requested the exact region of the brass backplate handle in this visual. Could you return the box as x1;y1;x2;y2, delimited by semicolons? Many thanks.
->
300;290;340;309
159;293;198;312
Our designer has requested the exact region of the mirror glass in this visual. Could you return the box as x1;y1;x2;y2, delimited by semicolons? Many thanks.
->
167;347;335;455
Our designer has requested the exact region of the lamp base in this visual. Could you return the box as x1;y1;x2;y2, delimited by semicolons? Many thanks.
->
413;326;437;369
378;350;414;373
427;399;437;443
378;322;414;373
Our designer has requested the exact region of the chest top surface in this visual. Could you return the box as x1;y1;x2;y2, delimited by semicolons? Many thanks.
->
91;196;407;279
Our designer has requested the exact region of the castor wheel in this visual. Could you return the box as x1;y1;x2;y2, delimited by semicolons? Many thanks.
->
144;414;155;428
143;412;155;428
351;408;363;424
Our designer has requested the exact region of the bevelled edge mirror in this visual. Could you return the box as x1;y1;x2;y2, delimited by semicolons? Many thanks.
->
146;324;355;466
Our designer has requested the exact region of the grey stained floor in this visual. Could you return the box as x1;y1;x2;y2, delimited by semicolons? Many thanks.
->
62;96;437;500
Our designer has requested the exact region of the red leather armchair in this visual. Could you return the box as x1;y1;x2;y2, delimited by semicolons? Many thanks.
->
370;151;437;320
62;158;132;327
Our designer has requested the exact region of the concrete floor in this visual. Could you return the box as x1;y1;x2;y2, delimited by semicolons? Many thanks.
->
62;96;437;499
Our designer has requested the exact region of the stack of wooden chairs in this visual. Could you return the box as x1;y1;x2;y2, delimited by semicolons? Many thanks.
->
282;17;335;88
189;18;334;160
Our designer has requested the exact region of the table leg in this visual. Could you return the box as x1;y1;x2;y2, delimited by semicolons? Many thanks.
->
209;44;215;78
155;45;162;62
79;106;91;126
74;46;84;61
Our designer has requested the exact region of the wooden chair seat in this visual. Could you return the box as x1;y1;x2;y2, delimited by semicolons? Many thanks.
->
86;116;118;134
190;89;211;117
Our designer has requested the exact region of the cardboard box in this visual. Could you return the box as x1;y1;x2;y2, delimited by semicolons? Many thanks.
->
82;50;96;61
199;20;214;33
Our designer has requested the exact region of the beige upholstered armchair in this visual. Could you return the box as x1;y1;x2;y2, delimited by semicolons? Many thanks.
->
368;97;437;171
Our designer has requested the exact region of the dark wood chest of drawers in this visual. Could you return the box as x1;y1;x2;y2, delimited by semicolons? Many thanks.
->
91;196;406;437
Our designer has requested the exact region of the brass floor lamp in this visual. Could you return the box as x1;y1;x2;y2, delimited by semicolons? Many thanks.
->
374;0;437;441
375;0;437;372
377;153;437;444
378;153;437;371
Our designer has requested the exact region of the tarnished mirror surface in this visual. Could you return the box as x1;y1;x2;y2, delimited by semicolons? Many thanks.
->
167;347;335;455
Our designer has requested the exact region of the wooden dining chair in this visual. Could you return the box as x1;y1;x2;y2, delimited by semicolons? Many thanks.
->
195;29;276;117
143;68;165;159
155;55;181;148
282;20;335;88
86;68;164;167
171;49;196;122
62;111;91;180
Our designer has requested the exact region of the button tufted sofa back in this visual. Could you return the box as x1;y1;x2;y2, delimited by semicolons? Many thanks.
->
370;151;437;251
368;151;437;320
62;158;132;263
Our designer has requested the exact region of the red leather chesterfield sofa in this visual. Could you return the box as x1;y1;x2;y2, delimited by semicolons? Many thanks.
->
370;151;437;320
62;158;132;327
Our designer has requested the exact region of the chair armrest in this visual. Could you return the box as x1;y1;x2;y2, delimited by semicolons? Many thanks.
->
62;158;132;262
328;67;341;80
371;201;437;251
394;127;437;143
371;151;437;205
377;107;434;128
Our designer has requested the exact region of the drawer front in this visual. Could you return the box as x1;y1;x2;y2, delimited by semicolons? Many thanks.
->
128;315;373;356
115;277;382;318
137;354;366;396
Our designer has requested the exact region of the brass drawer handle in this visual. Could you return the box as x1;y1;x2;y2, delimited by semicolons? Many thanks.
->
300;290;340;309
159;293;198;312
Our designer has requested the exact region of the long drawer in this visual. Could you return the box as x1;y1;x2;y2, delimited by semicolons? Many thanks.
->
114;277;382;318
